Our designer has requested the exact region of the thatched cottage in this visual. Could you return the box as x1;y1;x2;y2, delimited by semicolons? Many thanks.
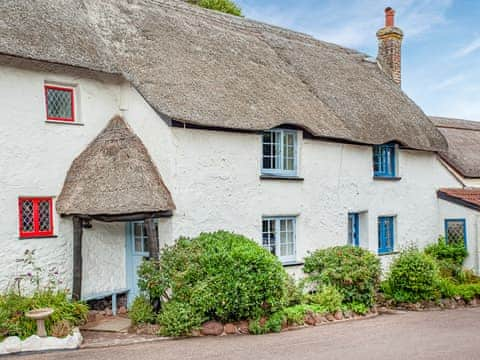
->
0;1;478;308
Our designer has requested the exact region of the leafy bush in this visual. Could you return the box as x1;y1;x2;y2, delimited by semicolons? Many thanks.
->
0;290;88;340
425;237;467;266
303;246;381;307
384;249;440;303
129;296;155;325
285;276;303;306
188;0;242;16
157;301;205;337
347;302;369;315
305;285;343;313
139;231;289;335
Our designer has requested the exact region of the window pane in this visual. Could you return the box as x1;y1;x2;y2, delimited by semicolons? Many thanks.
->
46;87;73;119
446;221;465;245
21;200;34;232
38;200;51;231
262;219;276;255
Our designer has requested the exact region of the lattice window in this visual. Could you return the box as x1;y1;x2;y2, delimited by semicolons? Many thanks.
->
45;85;74;121
262;217;296;263
445;219;466;246
19;198;53;237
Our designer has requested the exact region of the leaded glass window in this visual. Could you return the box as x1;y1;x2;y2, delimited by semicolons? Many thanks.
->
45;85;75;121
445;219;466;246
19;198;53;237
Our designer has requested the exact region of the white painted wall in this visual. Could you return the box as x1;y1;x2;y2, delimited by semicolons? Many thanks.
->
0;61;476;299
438;199;480;272
169;128;462;270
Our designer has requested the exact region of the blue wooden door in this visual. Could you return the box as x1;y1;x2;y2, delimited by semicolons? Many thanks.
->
126;222;153;305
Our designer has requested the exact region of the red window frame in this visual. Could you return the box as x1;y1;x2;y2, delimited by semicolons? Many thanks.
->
18;197;54;238
44;85;75;122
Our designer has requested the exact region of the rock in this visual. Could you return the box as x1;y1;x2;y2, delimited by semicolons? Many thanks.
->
118;306;128;315
314;315;327;324
105;308;113;317
0;336;21;355
191;329;202;337
325;314;335;322
334;311;343;321
87;310;97;323
468;298;478;306
237;321;249;334
259;317;267;327
201;321;224;336
224;323;237;334
304;313;316;326
95;313;105;322
343;310;353;319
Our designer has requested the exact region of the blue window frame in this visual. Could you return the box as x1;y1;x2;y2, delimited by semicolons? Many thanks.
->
262;130;297;176
262;216;296;263
373;143;396;177
444;219;467;247
348;213;360;247
378;216;395;254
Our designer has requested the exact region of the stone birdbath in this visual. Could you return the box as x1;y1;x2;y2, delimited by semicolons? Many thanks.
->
25;308;54;337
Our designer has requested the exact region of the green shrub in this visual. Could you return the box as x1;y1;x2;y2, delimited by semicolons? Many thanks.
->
265;312;285;333
157;301;205;337
425;237;467;267
129;296;155;325
303;246;381;307
285;276;303;306
188;0;242;16
139;231;289;335
437;278;457;299
347;302;369;315
384;248;440;303
0;290;88;340
305;285;343;313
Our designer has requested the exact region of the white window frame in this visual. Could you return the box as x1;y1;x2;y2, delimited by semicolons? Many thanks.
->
262;216;297;264
261;129;298;177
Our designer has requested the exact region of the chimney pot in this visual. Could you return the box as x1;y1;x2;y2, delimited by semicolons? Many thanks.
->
385;7;395;27
377;7;403;86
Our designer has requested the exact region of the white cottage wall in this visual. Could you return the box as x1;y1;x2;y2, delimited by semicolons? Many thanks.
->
0;64;124;293
170;128;462;272
438;199;480;273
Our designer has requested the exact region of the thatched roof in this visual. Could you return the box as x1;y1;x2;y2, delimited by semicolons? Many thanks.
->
0;0;446;151
431;117;480;178
56;116;175;216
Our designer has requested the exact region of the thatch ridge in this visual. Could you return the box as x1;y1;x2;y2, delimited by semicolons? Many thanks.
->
56;116;175;216
0;0;446;151
431;116;480;178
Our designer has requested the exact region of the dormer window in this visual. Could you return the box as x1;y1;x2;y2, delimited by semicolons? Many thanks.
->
262;129;297;177
373;143;396;178
45;85;75;122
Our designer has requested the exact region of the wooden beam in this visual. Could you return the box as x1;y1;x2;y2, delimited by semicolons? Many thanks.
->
72;216;83;301
75;211;172;223
145;218;159;260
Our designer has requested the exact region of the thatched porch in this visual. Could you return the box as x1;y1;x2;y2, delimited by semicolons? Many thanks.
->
56;116;175;300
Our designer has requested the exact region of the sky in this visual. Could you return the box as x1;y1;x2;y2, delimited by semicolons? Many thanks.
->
235;0;480;121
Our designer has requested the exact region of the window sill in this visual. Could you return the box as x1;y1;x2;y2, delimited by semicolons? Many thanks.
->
46;120;84;126
373;176;402;181
378;251;399;256
282;261;304;267
19;235;58;240
260;175;304;181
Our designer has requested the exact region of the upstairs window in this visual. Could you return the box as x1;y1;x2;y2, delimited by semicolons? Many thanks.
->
378;216;395;254
445;219;466;246
262;217;296;263
45;85;75;122
262;130;297;176
373;143;396;177
19;197;53;238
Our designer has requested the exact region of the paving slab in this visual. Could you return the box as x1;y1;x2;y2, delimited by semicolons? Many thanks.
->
81;317;132;333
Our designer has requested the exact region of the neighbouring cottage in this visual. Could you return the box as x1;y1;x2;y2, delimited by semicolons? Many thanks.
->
0;1;477;309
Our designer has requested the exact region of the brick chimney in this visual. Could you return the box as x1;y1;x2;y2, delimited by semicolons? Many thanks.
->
376;7;403;86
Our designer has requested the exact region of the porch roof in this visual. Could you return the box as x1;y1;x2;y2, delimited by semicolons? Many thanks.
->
437;188;480;212
56;115;175;218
